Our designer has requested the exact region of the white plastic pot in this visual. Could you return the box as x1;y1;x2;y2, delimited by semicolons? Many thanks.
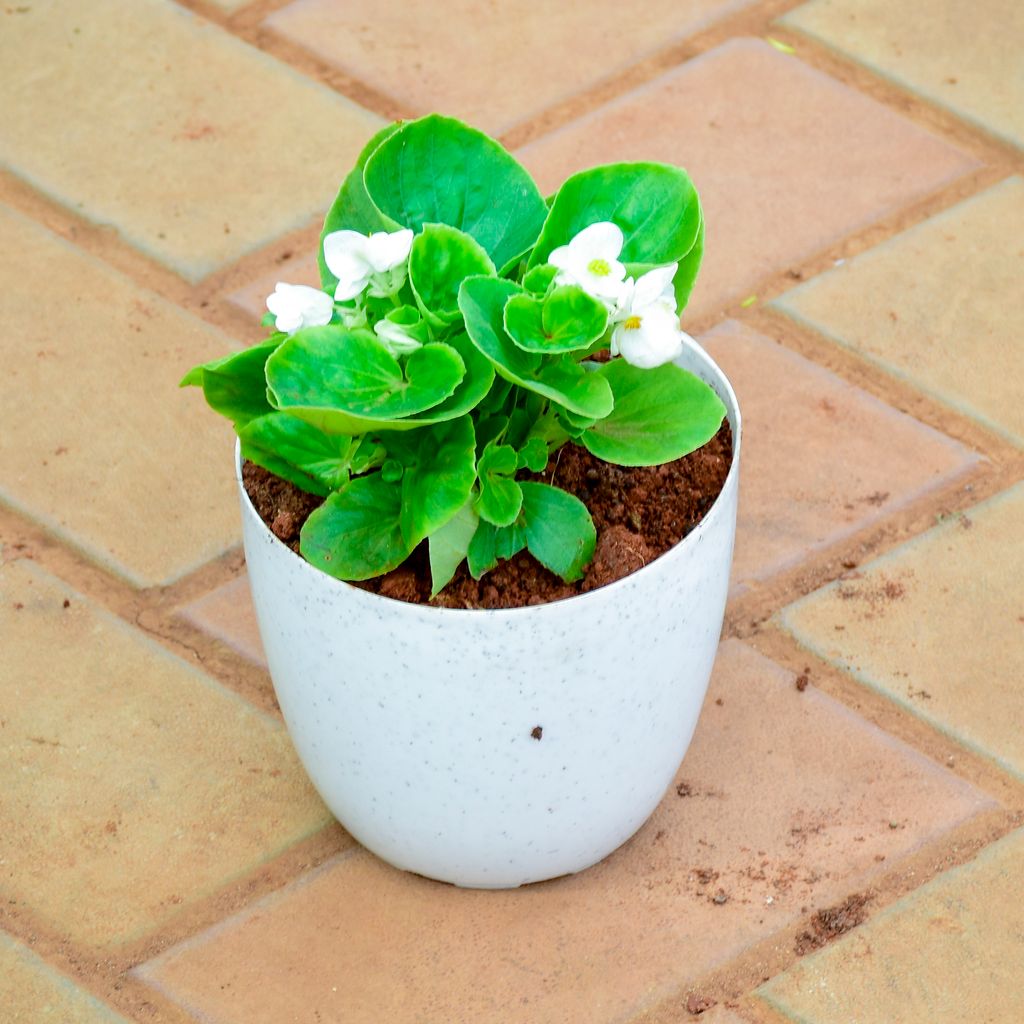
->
238;340;741;888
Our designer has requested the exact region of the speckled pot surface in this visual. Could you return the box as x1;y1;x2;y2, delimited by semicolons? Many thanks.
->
238;339;741;888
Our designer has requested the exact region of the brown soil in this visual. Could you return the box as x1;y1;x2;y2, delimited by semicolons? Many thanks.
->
242;420;732;610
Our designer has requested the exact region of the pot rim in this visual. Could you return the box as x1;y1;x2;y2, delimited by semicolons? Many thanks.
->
236;339;741;617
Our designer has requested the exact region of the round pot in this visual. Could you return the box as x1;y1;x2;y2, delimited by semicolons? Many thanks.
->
238;339;741;888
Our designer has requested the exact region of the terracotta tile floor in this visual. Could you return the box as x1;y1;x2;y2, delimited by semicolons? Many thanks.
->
1;0;1022;1021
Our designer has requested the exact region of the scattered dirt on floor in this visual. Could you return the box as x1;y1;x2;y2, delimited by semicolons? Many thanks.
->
685;992;717;1015
794;892;872;955
242;420;732;609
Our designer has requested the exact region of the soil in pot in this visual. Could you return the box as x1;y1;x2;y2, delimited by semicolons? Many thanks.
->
242;420;732;610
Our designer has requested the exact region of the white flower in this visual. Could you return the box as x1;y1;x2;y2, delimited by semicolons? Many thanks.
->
265;282;334;334
323;228;414;302
610;263;685;369
612;263;677;321
548;221;627;306
373;317;423;357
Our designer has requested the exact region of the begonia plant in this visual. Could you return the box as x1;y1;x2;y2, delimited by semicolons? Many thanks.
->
183;115;725;595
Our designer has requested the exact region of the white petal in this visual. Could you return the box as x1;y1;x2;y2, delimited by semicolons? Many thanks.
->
334;273;371;302
632;263;678;310
265;282;333;334
613;305;684;369
366;228;414;272
570;221;624;259
323;230;371;273
324;231;376;301
548;242;573;270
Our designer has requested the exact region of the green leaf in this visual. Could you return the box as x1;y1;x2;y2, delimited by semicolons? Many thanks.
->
517;436;549;472
520;482;596;583
238;413;356;493
467;519;527;580
475;441;523;527
180;337;281;427
459;276;613;419
466;481;595;583
380;415;477;549
428;501;479;597
621;196;703;315
580;359;725;466
240;441;329;498
266;326;465;433
504;284;608;354
409;222;496;326
530;162;701;269
299;473;412;581
363;115;548;273
522;263;557;295
318;123;402;293
673;204;703;311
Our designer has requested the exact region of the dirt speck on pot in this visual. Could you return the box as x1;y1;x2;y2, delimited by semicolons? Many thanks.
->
530;726;543;740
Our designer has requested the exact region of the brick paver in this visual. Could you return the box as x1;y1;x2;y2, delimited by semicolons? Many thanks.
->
0;204;239;587
265;0;759;135
0;932;130;1024
140;641;990;1024
180;575;266;666
700;1011;749;1024
782;0;1024;150
701;321;978;592
517;38;977;320
0;559;328;948
0;0;381;281
780;483;1024;781
759;828;1024;1022
3;0;1023;1018
774;177;1024;447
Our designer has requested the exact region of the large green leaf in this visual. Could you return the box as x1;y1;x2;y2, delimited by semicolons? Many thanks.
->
673;202;704;311
363;115;548;273
427;500;479;597
504;284;608;354
272;331;492;435
409;223;496;326
624;200;704;315
299;473;413;581
318;123;402;293
180;336;281;427
458;276;613;419
238;412;356;493
530;162;701;270
580;359;725;466
266;326;465;433
380;415;477;549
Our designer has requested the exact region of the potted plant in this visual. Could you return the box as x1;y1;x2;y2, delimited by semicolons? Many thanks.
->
183;115;741;888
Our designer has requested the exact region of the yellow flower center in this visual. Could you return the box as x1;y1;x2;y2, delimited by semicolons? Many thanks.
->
587;258;611;277
623;315;642;330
